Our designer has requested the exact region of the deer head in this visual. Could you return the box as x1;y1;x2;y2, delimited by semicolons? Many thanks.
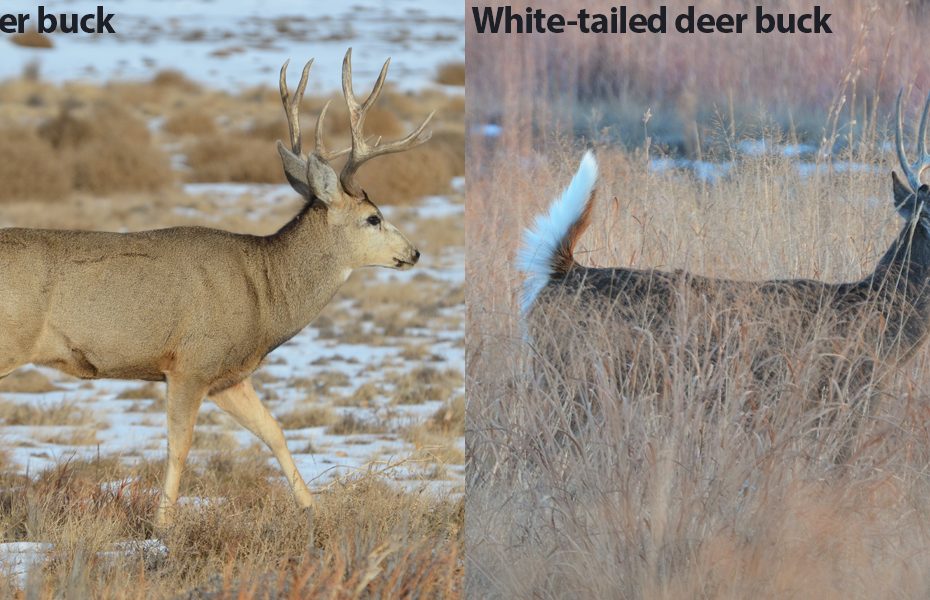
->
892;90;930;234
275;49;432;270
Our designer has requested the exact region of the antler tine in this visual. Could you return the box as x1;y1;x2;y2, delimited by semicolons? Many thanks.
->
279;58;313;156
314;100;351;161
896;90;920;192
338;48;434;195
917;91;930;183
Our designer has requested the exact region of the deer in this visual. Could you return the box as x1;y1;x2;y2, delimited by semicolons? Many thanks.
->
0;48;431;527
518;91;930;436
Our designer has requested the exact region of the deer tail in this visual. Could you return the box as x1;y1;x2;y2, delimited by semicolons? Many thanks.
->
517;151;598;315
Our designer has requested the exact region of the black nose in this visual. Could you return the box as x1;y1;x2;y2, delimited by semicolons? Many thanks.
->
413;249;421;262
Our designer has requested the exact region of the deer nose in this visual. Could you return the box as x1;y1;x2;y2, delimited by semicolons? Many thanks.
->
413;249;421;263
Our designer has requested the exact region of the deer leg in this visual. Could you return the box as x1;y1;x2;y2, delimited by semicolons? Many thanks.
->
209;378;314;509
156;377;206;527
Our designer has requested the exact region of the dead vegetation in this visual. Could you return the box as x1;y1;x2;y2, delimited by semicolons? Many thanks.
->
467;124;930;597
0;103;174;202
390;367;462;405
184;133;281;183
10;31;53;49
435;62;465;86
161;107;217;136
0;400;94;427
0;370;60;394
0;453;462;597
0;69;461;204
276;405;337;430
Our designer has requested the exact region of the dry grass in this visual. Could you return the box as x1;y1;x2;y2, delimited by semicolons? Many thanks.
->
150;69;202;93
0;129;72;202
0;371;60;394
468;0;930;153
0;453;462;597
0;103;174;202
115;382;164;402
0;401;94;427
37;428;100;446
390;367;462;405
327;414;388;436
429;395;465;436
0;64;460;202
435;62;465;86
11;31;53;49
184;134;282;183
356;143;457;203
276;405;337;429
162;106;217;136
72;136;174;195
467;59;930;596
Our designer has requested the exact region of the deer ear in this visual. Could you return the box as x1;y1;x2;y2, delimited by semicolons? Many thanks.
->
892;170;917;219
305;153;341;205
276;140;310;199
277;142;341;205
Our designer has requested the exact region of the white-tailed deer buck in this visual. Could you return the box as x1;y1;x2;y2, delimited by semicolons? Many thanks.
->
519;92;930;421
0;48;430;526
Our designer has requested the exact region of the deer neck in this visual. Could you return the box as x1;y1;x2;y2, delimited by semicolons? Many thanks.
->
867;219;930;354
875;220;930;285
259;203;353;343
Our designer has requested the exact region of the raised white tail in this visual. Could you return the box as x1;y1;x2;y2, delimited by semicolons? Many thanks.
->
517;151;598;315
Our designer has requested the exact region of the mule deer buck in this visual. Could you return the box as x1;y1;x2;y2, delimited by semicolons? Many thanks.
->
0;48;430;526
519;92;930;428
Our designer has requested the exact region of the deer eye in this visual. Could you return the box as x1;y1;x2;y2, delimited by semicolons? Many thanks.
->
366;215;382;227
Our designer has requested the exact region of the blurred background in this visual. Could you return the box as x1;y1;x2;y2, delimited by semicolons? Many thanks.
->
0;1;464;593
469;0;930;158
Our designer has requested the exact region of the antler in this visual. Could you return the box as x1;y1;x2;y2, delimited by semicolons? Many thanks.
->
279;58;349;162
895;89;930;192
339;48;434;196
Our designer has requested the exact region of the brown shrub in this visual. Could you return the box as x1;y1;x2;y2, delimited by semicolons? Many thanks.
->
39;104;151;150
163;107;217;136
0;369;60;394
150;69;201;93
357;143;455;204
37;109;95;149
243;117;289;143
0;400;93;426
72;137;174;194
0;130;71;202
435;62;465;86
185;134;281;183
429;394;465;436
327;413;387;435
277;405;336;429
429;129;465;176
323;102;404;139
26;103;176;196
11;31;53;49
391;367;462;405
115;382;164;401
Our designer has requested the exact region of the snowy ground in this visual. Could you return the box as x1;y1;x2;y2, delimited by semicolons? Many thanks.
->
2;0;464;91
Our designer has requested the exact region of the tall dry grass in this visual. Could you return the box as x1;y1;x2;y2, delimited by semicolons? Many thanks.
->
467;137;930;598
468;0;930;154
0;453;462;598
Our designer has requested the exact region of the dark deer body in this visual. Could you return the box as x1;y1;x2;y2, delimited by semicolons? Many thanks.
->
520;93;930;410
